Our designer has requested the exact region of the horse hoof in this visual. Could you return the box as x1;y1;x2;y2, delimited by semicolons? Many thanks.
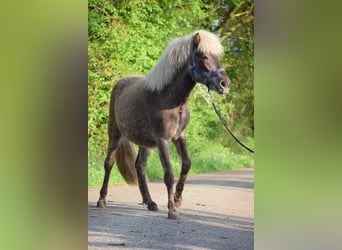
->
97;200;106;208
147;202;159;211
167;211;179;220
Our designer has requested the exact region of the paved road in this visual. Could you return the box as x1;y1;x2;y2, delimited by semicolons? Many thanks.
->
88;168;254;250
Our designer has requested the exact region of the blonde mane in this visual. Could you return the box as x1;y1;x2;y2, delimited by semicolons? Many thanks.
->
144;30;223;92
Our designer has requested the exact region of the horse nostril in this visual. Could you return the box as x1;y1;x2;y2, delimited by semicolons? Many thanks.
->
219;80;226;88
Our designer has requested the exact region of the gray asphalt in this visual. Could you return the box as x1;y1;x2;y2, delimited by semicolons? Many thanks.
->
88;168;254;250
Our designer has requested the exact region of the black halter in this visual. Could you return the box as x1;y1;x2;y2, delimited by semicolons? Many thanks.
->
189;57;225;90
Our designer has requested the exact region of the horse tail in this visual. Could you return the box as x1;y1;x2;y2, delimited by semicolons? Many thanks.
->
115;138;138;185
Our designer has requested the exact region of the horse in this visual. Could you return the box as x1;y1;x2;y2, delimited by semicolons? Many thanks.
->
97;30;231;219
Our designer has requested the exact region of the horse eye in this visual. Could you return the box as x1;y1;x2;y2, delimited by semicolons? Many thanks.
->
201;55;208;60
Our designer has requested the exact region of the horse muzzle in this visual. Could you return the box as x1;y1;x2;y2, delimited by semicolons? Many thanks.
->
216;79;230;94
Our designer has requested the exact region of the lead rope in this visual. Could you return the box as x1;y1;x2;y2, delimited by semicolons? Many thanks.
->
208;91;254;153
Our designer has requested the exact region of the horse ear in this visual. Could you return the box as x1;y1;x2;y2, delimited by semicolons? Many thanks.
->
193;32;201;45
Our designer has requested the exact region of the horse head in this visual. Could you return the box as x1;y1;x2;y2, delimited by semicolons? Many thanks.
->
189;32;231;94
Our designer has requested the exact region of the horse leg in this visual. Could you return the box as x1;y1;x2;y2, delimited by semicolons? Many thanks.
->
157;138;178;219
97;137;120;208
135;147;158;211
173;133;191;208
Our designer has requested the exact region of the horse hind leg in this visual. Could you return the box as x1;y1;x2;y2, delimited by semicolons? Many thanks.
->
97;137;120;208
173;133;191;208
135;147;158;211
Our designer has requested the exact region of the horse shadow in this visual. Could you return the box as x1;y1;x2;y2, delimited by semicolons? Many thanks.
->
88;201;254;250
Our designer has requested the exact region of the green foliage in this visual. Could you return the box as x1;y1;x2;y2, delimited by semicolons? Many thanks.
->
88;0;254;186
88;140;253;188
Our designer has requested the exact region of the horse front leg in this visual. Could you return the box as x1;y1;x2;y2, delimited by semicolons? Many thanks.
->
173;132;191;208
157;138;178;219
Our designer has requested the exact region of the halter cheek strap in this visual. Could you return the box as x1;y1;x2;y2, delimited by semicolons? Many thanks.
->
189;57;225;90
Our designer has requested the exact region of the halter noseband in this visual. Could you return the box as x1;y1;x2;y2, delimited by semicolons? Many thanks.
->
189;57;225;90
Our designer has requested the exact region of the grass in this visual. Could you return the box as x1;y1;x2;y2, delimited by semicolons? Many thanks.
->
88;138;254;188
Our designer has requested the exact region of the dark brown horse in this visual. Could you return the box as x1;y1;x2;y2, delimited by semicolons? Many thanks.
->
97;30;230;219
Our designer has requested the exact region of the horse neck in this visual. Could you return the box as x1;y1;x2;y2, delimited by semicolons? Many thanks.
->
160;66;196;106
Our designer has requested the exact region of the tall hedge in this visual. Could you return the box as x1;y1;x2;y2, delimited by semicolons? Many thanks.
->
88;0;254;155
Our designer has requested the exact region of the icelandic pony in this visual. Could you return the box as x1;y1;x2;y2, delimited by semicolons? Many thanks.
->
97;30;230;219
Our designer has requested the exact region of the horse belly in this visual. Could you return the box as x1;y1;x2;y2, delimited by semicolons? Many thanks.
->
118;115;157;148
